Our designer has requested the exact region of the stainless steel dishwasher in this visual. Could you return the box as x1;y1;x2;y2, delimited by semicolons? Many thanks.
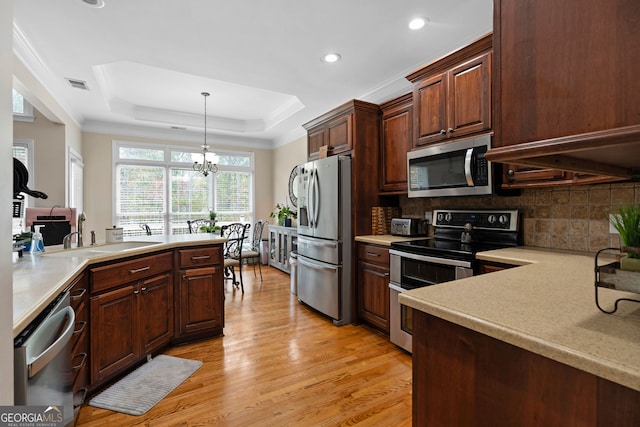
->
14;291;75;426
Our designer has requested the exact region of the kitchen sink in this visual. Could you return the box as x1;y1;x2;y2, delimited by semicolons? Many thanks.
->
42;241;163;258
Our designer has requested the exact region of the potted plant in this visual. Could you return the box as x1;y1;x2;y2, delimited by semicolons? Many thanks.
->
200;210;220;233
270;203;297;227
609;204;640;271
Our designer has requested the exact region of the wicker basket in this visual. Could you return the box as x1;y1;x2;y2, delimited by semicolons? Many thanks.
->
371;207;400;235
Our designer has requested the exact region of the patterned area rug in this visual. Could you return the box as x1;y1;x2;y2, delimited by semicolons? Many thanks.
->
89;355;202;416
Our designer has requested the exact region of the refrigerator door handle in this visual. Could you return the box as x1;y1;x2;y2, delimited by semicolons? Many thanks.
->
313;167;321;227
298;256;339;272
308;169;315;228
298;236;338;249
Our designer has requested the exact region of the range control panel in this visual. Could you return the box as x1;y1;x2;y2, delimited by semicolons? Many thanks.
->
433;209;519;231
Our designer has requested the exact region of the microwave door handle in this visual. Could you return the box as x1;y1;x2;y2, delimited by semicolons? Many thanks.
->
464;148;474;186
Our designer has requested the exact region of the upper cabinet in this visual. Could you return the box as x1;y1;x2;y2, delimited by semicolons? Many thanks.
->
488;0;640;180
407;33;493;148
379;94;412;193
303;100;379;160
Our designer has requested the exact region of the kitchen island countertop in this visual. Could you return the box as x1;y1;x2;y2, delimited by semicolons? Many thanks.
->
13;234;226;337
399;246;640;392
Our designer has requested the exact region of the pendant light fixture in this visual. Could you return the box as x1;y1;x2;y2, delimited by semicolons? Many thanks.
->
193;91;218;176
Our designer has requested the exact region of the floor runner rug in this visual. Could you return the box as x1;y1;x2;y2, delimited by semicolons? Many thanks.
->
89;355;202;416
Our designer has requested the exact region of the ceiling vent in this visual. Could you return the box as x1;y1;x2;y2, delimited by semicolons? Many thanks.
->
79;0;105;8
65;78;89;90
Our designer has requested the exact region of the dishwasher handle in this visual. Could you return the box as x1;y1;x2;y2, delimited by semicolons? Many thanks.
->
28;306;75;378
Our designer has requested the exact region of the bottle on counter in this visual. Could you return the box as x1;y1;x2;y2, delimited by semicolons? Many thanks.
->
30;226;45;254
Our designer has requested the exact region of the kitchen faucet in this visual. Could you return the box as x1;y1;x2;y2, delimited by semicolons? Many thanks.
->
63;212;86;249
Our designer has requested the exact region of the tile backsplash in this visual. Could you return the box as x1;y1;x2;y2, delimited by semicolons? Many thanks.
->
399;182;640;254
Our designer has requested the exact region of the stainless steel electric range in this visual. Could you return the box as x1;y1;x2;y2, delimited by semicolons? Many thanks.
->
388;209;520;353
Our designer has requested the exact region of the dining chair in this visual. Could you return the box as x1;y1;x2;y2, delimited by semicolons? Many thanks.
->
221;223;250;293
187;219;216;234
241;220;268;281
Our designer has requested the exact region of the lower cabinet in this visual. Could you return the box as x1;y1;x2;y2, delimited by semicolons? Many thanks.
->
174;245;224;343
268;225;297;273
80;243;224;392
90;271;173;386
89;251;174;388
413;311;640;426
357;243;390;333
66;272;89;419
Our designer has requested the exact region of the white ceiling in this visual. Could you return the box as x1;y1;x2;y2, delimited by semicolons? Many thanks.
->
12;0;493;149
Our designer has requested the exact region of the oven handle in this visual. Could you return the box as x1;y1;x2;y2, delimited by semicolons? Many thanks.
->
389;249;472;269
389;282;404;293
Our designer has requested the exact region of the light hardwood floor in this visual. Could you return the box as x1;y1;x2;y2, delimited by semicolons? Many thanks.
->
76;266;412;426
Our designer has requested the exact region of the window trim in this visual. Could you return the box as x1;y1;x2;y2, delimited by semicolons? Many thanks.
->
13;89;35;122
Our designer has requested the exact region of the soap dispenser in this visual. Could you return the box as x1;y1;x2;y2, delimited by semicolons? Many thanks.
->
30;226;45;254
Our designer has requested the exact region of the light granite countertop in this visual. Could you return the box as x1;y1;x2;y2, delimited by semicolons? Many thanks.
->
398;246;640;392
13;234;226;337
354;234;429;246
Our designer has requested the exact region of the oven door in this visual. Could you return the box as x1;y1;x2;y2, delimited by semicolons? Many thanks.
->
390;250;473;289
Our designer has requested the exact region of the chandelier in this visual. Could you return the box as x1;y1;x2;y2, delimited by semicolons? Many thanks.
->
193;91;218;176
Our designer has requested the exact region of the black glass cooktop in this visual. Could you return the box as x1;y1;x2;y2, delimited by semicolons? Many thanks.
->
390;238;517;262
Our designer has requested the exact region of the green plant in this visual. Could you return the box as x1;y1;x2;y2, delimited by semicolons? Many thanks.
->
609;204;640;258
199;224;221;233
270;203;297;225
209;210;217;221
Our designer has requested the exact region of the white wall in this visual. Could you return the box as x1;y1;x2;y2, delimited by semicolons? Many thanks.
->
271;135;307;217
1;0;14;405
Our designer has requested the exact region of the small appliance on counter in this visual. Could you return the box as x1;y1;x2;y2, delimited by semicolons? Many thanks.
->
390;218;429;237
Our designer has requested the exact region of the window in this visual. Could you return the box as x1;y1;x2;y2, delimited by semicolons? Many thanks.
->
13;90;34;122
113;141;254;237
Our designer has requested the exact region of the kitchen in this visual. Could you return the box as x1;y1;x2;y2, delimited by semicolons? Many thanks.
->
4;1;640;426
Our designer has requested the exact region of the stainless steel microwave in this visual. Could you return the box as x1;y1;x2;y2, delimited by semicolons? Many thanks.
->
407;134;493;198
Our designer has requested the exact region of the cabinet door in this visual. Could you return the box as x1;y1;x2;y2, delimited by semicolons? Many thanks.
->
140;272;174;354
448;52;492;138
268;228;279;267
357;261;390;333
413;73;448;147
326;114;352;154
90;285;138;383
380;97;412;192
178;266;223;336
307;126;326;160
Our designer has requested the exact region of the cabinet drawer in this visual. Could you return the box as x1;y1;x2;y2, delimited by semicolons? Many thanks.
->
178;246;222;269
358;244;390;267
90;252;172;293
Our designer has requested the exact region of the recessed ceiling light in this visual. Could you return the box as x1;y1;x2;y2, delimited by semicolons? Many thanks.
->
322;53;341;63
409;17;428;30
79;0;105;8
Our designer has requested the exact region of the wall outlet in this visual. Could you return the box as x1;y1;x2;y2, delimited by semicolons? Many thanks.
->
609;214;620;234
424;211;432;224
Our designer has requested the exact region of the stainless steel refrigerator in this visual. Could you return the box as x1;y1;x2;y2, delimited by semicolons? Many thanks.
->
296;155;352;326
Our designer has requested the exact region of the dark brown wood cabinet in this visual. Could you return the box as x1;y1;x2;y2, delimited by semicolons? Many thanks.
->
357;243;390;333
413;311;640;426
407;34;492;148
66;272;89;417
488;0;640;181
174;245;224;344
89;251;174;387
305;107;354;160
379;94;412;193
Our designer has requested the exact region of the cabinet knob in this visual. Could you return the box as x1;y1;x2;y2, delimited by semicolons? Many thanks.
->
448;128;454;133
133;289;140;294
507;169;515;176
440;129;446;135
